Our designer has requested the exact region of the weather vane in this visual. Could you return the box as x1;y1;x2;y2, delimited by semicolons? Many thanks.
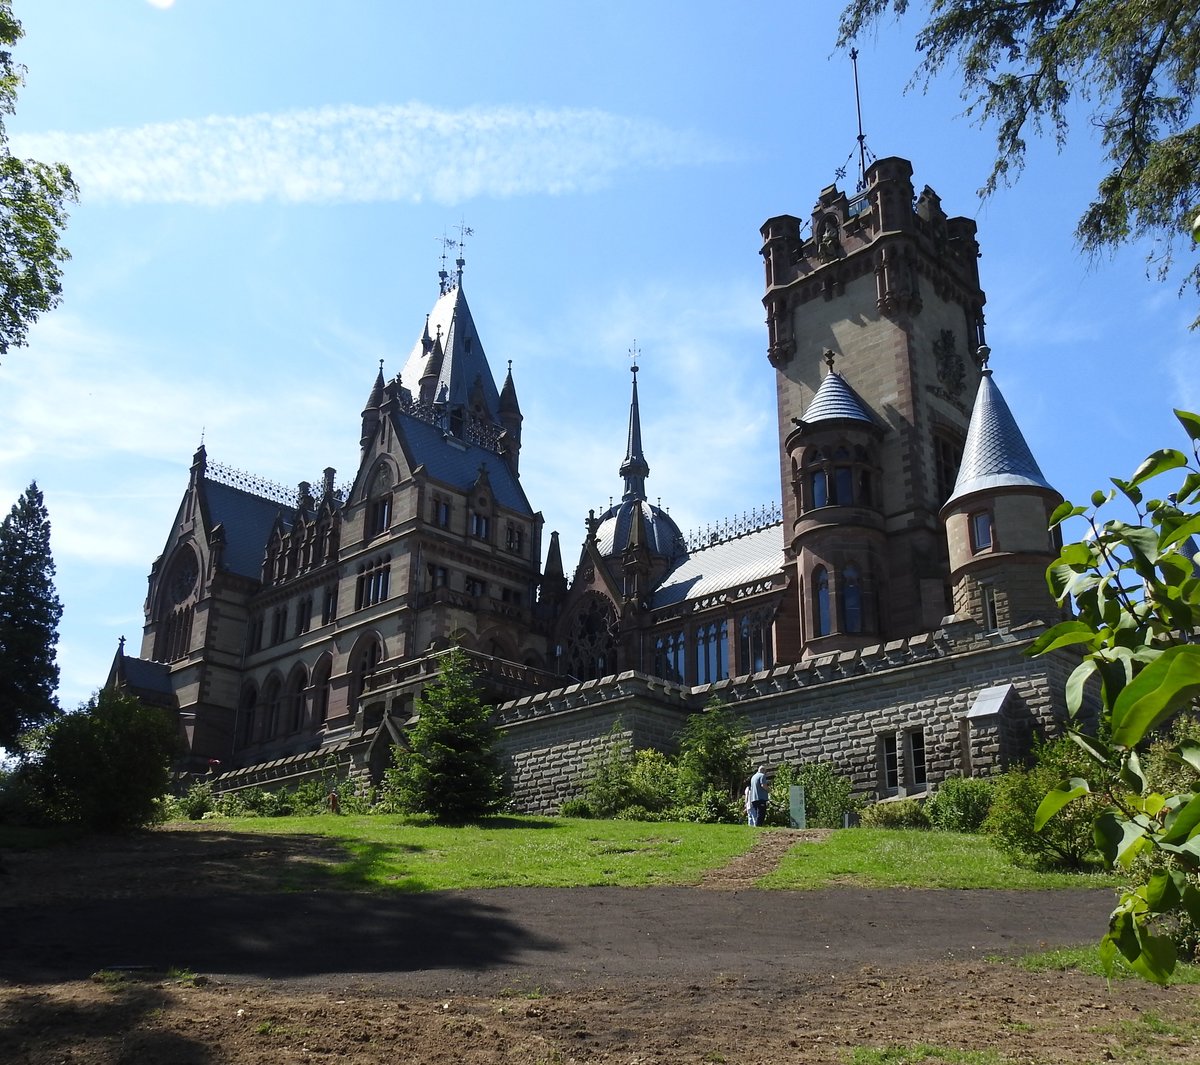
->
629;340;640;373
850;47;873;191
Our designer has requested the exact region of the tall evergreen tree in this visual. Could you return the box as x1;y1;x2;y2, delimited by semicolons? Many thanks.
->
385;648;507;823
0;481;61;751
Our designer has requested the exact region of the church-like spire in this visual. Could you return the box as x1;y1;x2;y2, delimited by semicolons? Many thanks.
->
619;360;650;502
944;347;1054;507
499;360;521;417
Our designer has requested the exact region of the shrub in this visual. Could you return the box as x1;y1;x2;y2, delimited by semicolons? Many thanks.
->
792;761;858;828
627;747;677;815
674;787;740;824
983;735;1105;870
926;775;995;833
578;721;636;818
171;781;216;821
675;699;749;809
859;797;929;829
559;797;593;818
19;690;178;832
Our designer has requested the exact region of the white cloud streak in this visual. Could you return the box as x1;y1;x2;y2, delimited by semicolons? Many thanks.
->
12;104;732;207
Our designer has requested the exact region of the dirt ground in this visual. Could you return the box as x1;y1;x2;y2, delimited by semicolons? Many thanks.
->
3;826;1199;1064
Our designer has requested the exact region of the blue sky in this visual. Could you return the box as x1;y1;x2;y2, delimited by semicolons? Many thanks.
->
2;0;1195;712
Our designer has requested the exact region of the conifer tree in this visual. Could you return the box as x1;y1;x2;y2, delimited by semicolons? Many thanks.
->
386;648;506;823
0;481;62;751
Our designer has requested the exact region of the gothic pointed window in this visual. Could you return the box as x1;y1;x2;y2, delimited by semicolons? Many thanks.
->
739;613;774;674
311;654;333;726
814;566;831;637
564;594;618;681
842;564;863;634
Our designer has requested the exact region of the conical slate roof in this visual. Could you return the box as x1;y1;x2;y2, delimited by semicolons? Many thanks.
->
802;371;875;425
944;369;1054;507
399;282;501;420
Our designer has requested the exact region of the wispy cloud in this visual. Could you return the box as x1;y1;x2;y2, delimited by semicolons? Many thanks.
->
12;104;733;207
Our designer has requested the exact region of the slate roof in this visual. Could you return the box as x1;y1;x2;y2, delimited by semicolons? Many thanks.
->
396;409;534;515
652;523;785;609
398;284;501;418
944;370;1055;507
595;499;685;560
801;371;876;425
119;654;174;697
204;480;288;579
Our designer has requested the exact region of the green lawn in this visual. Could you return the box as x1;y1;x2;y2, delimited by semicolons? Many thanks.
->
191;814;757;891
134;816;1120;894
756;827;1117;891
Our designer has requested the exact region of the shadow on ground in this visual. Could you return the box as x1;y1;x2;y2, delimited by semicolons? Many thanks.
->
2;889;557;984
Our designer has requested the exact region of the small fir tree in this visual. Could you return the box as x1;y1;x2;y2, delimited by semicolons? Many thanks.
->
0;481;62;752
675;697;750;806
387;648;506;823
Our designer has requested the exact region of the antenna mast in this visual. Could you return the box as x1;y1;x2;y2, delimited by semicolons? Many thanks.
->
850;47;868;190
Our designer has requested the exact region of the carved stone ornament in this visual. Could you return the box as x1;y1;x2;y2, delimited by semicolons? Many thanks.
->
167;551;199;604
817;217;843;263
933;329;965;397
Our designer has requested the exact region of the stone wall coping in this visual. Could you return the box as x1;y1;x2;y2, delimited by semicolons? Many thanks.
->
495;620;1050;727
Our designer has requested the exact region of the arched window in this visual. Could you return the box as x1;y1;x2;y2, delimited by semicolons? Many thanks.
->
261;676;282;739
696;620;729;684
350;637;384;713
810;468;828;508
814;566;831;637
237;683;258;748
842;564;863;634
284;666;308;733
653;630;686;683
311;655;333;726
739;613;774;673
564;594;618;681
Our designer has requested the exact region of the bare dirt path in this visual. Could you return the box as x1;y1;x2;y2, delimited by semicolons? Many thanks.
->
2;827;1198;1064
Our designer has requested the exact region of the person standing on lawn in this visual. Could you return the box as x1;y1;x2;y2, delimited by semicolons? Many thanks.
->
749;765;769;826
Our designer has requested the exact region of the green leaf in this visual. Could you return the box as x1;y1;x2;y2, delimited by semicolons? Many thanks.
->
1176;742;1200;776
1026;620;1097;657
1130;449;1190;487
1067;725;1110;763
1065;659;1098;717
1175;409;1200;443
1119;749;1148;795
1143;870;1184;913
1160;513;1200;552
1093;809;1147;867
1161;792;1200;845
1130;934;1178;984
1035;777;1090;831
1049;500;1087;527
1111;645;1200;747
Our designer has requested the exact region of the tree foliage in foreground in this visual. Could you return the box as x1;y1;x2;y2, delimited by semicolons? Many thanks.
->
1030;408;1200;982
0;0;76;361
384;648;507;823
0;480;61;752
15;689;177;831
838;1;1200;316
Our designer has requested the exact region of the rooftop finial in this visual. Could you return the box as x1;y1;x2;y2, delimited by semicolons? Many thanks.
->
850;47;871;191
824;348;837;373
977;344;992;375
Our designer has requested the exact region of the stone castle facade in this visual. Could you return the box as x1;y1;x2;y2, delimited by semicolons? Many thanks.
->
109;157;1075;810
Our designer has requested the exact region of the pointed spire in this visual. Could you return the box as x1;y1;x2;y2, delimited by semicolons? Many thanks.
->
421;315;433;354
544;530;564;582
366;359;386;409
944;348;1054;507
619;354;650;502
499;360;521;416
801;361;876;425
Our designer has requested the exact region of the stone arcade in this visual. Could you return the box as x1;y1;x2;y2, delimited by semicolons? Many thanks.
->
109;157;1075;811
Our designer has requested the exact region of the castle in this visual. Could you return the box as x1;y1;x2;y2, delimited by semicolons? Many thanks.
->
109;156;1075;810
